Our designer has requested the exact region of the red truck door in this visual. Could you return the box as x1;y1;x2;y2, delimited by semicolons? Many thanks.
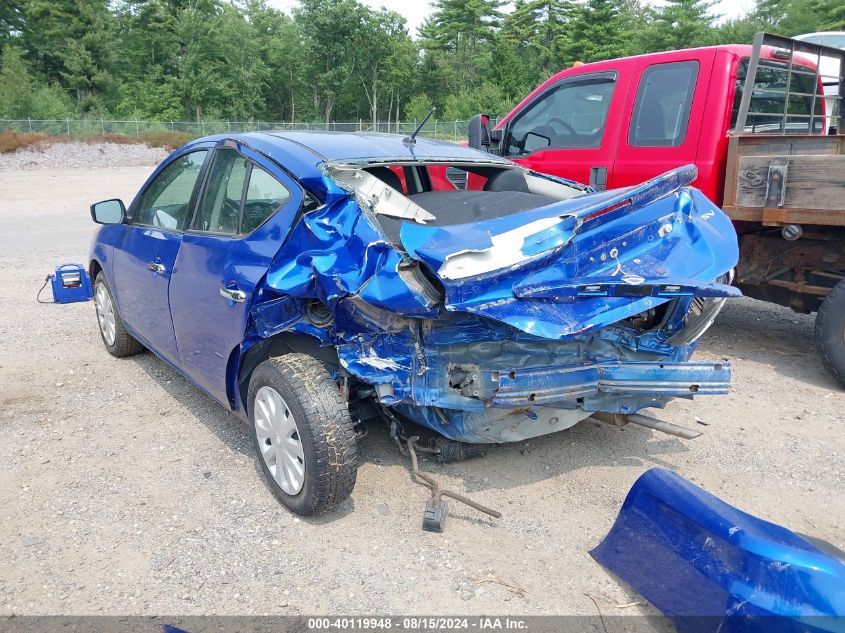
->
498;67;632;190
611;51;717;193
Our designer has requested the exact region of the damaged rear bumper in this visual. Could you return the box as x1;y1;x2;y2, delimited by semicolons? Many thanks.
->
490;360;731;409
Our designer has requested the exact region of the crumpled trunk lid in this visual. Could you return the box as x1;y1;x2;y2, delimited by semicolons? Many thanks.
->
398;165;739;340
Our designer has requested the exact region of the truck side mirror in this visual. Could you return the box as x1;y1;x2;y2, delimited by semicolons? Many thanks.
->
468;114;491;150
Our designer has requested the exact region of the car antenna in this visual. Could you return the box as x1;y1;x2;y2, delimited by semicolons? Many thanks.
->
404;108;436;145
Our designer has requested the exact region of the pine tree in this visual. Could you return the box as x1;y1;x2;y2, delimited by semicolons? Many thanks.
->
647;0;718;51
0;1;25;46
569;0;626;63
498;0;576;79
420;0;503;92
22;0;116;110
819;0;844;29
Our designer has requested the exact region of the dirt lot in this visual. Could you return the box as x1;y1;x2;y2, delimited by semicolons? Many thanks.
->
1;165;843;617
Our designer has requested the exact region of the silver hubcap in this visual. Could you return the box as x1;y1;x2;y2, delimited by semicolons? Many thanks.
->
254;386;306;495
94;283;116;346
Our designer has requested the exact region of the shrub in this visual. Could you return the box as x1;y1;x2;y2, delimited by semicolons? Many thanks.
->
0;131;47;153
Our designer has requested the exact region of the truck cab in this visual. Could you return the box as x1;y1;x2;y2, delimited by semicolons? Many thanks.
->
470;34;845;387
483;44;823;203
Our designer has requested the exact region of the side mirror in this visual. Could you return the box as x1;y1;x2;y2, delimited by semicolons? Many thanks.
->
468;113;491;150
90;199;126;225
523;131;551;153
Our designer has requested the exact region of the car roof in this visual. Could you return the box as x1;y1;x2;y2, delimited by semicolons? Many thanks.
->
243;130;507;164
178;131;512;200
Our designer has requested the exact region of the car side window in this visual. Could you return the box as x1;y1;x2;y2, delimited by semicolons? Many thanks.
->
241;164;291;234
135;150;208;230
628;61;699;147
193;149;249;234
505;75;616;156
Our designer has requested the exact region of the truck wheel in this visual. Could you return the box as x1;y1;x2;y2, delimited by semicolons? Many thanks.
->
247;354;359;515
815;279;845;388
93;273;144;358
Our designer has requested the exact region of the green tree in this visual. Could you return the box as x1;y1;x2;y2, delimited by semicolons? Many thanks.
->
248;2;304;120
0;44;74;118
419;0;503;94
294;0;367;123
0;0;25;46
404;94;434;121
569;0;626;63
820;0;845;29
22;0;116;110
356;10;415;124
441;81;515;119
752;0;827;35
643;0;718;51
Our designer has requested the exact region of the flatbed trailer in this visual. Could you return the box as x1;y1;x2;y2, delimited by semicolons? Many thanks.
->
723;33;845;383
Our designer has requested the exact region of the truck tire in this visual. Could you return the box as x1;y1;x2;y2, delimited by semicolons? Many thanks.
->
815;279;845;388
93;273;144;358
247;354;359;515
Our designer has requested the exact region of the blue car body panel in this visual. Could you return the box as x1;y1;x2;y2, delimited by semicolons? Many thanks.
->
90;132;740;442
590;468;845;633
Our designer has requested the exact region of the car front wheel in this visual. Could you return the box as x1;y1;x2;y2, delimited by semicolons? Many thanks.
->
93;273;144;358
248;354;359;515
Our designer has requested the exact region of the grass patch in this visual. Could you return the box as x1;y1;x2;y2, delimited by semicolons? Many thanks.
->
0;131;49;153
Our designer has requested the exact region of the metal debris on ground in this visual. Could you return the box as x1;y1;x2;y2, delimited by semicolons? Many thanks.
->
405;436;501;532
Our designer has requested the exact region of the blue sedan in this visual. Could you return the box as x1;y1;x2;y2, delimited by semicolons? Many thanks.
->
89;132;739;515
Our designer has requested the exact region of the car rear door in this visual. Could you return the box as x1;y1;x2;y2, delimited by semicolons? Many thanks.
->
498;67;632;190
168;141;304;408
110;148;211;364
611;51;714;191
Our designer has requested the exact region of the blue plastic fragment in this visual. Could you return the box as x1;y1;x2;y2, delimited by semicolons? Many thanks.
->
590;468;845;633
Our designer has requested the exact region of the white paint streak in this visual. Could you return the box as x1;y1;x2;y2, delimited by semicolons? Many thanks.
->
438;216;566;280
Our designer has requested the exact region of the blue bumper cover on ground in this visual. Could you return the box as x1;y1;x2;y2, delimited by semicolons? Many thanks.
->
591;468;845;633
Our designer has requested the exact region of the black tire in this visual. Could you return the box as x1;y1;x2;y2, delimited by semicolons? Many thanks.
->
815;279;845;388
93;273;144;358
248;354;358;515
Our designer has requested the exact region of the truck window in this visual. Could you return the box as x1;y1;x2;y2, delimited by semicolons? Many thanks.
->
503;74;616;156
730;59;825;133
628;61;699;147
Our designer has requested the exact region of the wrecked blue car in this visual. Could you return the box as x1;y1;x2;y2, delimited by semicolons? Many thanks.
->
89;132;739;514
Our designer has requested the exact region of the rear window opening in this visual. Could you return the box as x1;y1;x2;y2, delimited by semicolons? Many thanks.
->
327;161;588;245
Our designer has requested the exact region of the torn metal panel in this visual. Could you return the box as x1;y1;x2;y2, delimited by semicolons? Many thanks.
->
327;164;435;224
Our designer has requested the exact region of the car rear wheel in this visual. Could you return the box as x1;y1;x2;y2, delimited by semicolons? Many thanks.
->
248;354;358;515
815;279;845;388
94;273;144;358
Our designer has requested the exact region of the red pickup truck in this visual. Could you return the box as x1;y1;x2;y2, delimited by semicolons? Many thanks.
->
468;33;845;387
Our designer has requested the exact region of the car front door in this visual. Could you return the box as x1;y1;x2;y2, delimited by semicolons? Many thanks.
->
110;148;210;364
500;70;629;190
168;143;303;407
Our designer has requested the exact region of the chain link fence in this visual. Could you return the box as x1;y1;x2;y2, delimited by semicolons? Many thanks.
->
0;118;484;142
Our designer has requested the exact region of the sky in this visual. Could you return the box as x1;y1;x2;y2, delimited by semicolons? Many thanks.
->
266;0;756;39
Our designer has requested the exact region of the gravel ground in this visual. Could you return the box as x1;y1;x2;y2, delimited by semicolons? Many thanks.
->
0;164;843;617
0;142;167;171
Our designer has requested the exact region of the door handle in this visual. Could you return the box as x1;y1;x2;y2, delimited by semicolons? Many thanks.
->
589;167;608;191
147;262;166;274
219;287;246;303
